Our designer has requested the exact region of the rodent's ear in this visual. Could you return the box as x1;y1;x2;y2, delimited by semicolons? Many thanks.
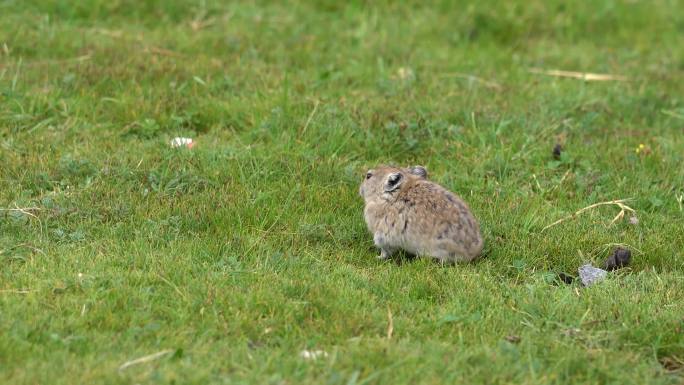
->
409;166;428;178
383;172;403;193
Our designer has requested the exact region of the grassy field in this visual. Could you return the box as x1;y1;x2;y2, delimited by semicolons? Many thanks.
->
1;0;684;383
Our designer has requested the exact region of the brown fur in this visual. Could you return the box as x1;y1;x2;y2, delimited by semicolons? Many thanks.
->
359;165;483;263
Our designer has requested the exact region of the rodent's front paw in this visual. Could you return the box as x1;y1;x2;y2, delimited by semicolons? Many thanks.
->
378;248;394;260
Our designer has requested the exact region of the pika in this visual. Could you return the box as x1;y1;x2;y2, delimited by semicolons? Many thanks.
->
359;165;483;263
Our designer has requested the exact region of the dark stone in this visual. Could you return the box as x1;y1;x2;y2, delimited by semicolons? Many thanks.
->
557;272;575;284
552;143;562;160
602;247;632;271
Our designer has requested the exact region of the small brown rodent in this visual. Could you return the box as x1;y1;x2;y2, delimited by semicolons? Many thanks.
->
359;165;483;263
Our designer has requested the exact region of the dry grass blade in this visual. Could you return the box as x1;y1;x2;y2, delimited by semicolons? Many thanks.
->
0;55;91;70
541;199;635;232
1;206;44;236
661;109;684;120
144;46;182;57
659;355;684;372
529;68;628;81
190;18;216;31
118;349;174;371
0;289;33;294
300;99;320;135
13;243;45;255
156;274;188;302
0;207;41;218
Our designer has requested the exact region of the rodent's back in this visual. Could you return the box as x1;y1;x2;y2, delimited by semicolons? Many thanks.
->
393;179;483;260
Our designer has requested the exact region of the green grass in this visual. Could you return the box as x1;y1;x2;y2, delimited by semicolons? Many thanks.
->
1;0;684;383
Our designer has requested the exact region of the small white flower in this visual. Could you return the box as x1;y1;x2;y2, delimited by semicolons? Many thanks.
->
170;137;194;148
299;350;328;360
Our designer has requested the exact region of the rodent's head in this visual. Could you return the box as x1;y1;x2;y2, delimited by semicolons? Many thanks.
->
359;165;428;202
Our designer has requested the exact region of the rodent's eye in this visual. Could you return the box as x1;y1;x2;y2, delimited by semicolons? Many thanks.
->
365;172;372;180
